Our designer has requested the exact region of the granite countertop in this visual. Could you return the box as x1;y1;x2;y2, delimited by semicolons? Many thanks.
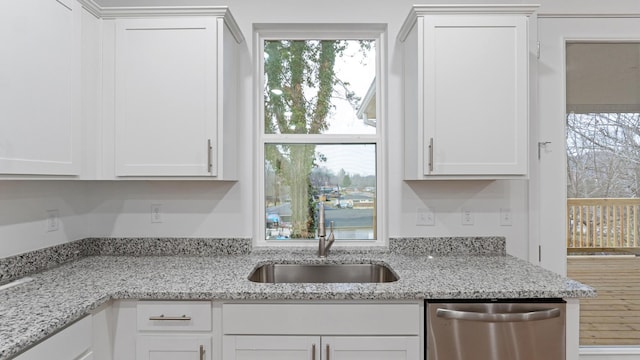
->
0;238;595;360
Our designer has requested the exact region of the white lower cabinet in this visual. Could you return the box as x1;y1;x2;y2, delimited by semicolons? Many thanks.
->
98;300;421;360
221;302;421;360
105;300;220;360
134;301;215;360
223;335;418;360
223;335;317;360
324;336;419;360
14;315;92;360
136;335;211;360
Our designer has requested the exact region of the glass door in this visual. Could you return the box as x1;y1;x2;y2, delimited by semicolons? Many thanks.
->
538;17;640;354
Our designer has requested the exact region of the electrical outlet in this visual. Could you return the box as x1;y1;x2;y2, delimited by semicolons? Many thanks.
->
417;207;435;226
500;208;513;226
46;210;59;232
461;208;474;225
151;204;162;223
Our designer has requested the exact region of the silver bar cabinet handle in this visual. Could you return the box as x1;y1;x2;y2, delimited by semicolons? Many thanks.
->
428;137;434;173
311;344;316;360
326;344;330;360
200;345;205;360
207;139;213;173
148;314;192;321
436;307;561;322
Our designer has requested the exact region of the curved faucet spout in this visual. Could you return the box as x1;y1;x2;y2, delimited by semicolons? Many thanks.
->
318;202;335;258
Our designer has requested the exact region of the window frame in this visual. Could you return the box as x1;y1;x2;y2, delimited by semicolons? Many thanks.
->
253;24;387;248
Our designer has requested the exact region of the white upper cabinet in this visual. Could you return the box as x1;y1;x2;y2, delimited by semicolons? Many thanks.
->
400;5;537;179
102;8;243;179
0;0;81;176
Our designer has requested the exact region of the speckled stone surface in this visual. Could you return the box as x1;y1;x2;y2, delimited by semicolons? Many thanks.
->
0;239;90;285
0;237;595;360
389;236;506;255
0;238;251;285
87;237;252;256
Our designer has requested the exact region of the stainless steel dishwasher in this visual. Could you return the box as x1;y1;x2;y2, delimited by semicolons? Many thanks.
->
427;300;565;360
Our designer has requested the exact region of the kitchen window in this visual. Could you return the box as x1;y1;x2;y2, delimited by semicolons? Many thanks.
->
255;25;386;246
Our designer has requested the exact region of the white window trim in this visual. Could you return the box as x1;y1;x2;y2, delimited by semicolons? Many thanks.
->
252;24;388;248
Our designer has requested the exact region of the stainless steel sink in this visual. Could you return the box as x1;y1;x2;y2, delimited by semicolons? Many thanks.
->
248;263;399;283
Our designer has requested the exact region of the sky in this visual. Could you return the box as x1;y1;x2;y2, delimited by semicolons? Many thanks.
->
315;144;376;177
315;41;377;176
325;40;377;136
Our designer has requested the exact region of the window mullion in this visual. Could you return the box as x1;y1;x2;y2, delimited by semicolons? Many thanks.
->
258;28;383;246
262;135;379;144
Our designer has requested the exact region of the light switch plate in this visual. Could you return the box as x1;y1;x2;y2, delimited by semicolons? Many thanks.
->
461;208;474;225
417;207;435;226
46;209;59;232
151;204;162;223
500;208;513;226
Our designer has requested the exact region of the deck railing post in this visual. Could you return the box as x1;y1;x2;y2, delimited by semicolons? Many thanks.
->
567;198;640;250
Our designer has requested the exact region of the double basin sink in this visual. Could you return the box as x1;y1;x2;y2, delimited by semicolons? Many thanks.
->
248;262;398;284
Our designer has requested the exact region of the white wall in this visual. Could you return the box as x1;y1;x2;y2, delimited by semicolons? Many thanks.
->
0;181;89;258
86;181;243;238
4;0;640;259
399;180;529;257
75;0;531;260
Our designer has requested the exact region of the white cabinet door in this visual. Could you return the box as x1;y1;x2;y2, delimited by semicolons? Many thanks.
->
323;336;419;360
114;18;218;177
223;336;319;360
14;316;92;360
223;336;419;360
424;15;528;176
402;7;534;179
136;335;211;360
0;0;81;176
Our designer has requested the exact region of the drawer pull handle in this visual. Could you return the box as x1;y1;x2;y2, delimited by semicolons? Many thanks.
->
436;307;561;322
326;344;330;360
428;137;434;173
148;314;192;321
200;345;205;360
207;139;213;173
311;344;316;360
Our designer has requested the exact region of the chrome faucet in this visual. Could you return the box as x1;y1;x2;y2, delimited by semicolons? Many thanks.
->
317;202;335;258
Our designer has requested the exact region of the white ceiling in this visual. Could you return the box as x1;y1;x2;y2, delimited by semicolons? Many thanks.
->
94;0;224;6
90;0;640;16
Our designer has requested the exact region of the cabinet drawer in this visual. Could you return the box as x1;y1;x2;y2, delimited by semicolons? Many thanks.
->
137;301;211;331
223;303;420;335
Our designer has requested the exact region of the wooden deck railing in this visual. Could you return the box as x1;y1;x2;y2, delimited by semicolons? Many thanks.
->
567;198;640;249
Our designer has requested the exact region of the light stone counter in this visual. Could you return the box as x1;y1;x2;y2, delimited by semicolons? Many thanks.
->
0;237;594;359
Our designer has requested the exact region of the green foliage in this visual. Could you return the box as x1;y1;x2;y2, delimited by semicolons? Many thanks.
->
264;40;343;135
341;174;352;188
263;40;372;238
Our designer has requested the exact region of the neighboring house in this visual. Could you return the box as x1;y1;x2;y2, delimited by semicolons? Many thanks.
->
357;79;377;128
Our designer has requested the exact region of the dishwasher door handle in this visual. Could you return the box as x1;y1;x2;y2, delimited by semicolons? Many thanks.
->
436;307;561;322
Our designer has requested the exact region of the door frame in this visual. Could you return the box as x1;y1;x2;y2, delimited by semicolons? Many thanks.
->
534;15;640;358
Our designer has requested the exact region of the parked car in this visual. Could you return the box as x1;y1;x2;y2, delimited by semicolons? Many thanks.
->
266;213;281;228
